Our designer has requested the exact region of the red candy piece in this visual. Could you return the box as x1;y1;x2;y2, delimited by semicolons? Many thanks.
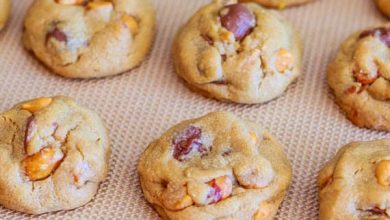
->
366;207;387;216
172;126;205;161
206;176;232;204
25;116;36;147
359;27;390;46
353;70;378;85
208;179;223;203
46;27;68;43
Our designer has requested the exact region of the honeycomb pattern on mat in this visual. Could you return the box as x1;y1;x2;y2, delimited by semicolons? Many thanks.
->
0;0;389;219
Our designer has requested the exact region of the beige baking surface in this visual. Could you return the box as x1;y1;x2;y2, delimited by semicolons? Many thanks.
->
0;0;389;219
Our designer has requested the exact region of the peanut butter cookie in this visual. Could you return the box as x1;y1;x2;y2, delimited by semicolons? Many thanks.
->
328;25;390;131
0;0;10;30
239;0;314;9
172;0;302;104
375;0;390;18
0;96;110;214
318;140;390;220
138;112;292;220
23;0;155;78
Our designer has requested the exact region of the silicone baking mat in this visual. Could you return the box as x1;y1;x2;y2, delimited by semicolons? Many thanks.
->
0;0;389;219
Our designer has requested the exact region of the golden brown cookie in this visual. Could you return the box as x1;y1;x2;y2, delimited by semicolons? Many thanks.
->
318;139;390;220
23;0;155;78
375;0;390;18
239;0;314;9
138;112;292;220
0;0;10;30
328;25;390;131
173;0;302;104
0;96;111;214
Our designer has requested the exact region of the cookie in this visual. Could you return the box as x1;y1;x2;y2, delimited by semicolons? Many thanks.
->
318;139;390;220
0;0;10;31
375;0;390;18
328;25;390;131
239;0;314;9
138;112;292;220
173;0;302;104
23;0;155;78
0;96;110;214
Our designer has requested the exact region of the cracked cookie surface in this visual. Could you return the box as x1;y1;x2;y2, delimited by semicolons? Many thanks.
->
137;112;292;220
318;139;390;220
23;0;155;78
239;0;314;9
328;25;390;131
0;0;10;31
172;0;302;104
375;0;390;18
0;96;110;214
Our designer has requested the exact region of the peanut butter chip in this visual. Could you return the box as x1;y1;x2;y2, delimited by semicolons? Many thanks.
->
21;97;53;113
254;203;272;220
121;15;139;35
0;0;10;30
376;160;390;186
249;131;258;144
174;195;193;210
86;1;112;10
276;48;294;73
